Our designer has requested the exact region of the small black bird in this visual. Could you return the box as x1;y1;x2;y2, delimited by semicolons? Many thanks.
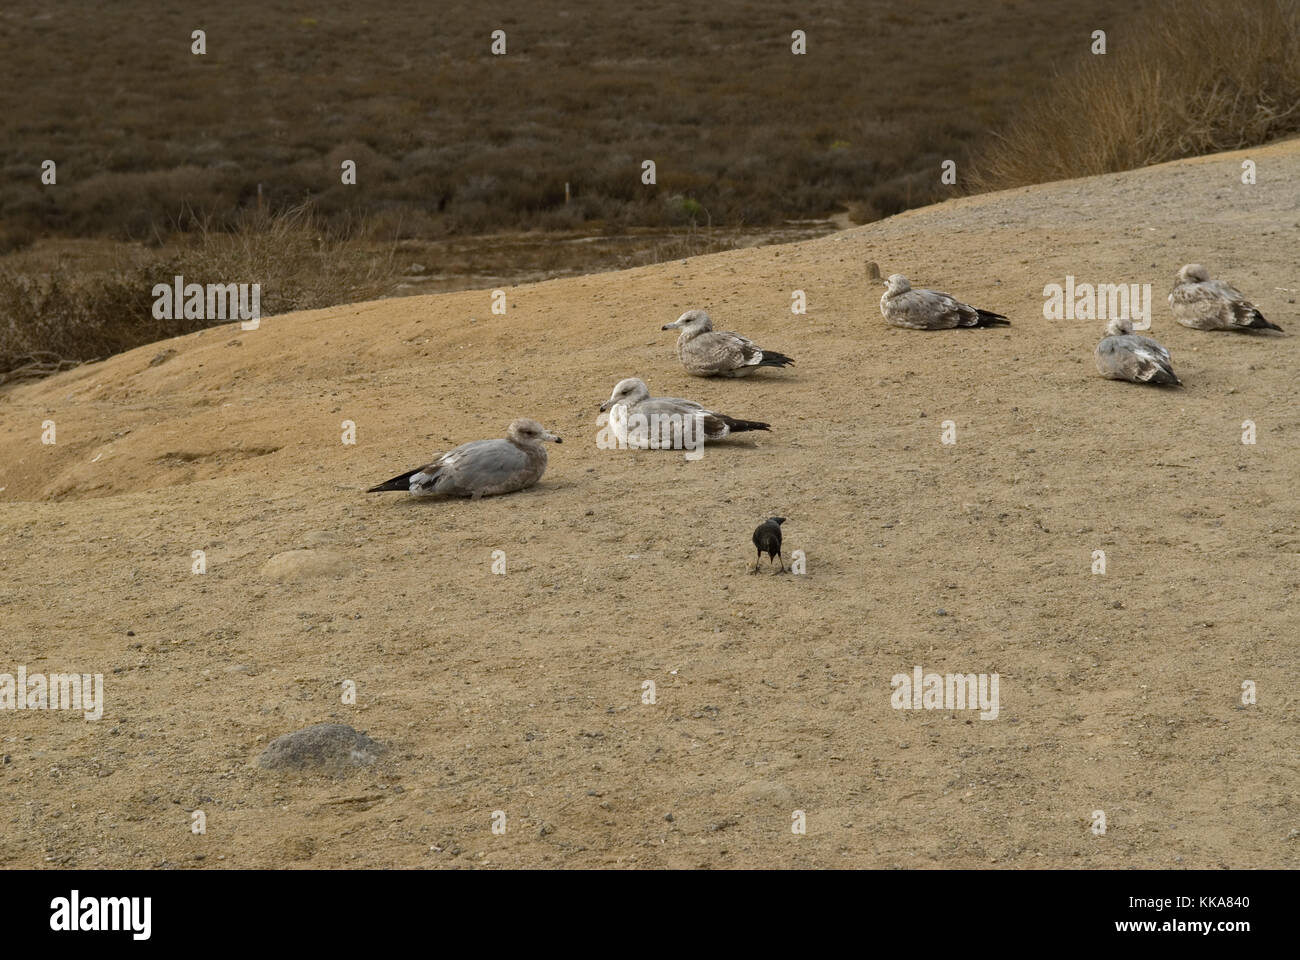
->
751;517;786;573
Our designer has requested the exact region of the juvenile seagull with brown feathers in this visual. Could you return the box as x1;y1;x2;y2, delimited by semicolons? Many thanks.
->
662;309;794;377
880;274;1010;329
1169;264;1282;332
367;418;561;498
1094;319;1181;387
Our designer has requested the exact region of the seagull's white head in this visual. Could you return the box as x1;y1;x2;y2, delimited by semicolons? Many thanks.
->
1105;317;1135;337
507;418;562;445
1176;263;1210;284
600;377;650;412
883;274;911;296
662;309;712;334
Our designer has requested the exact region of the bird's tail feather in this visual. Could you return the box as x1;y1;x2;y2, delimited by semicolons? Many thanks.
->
975;310;1011;327
1248;310;1282;331
367;468;420;493
721;416;771;433
758;351;794;368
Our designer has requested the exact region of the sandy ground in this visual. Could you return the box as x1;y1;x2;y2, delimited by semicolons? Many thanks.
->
1;140;1298;869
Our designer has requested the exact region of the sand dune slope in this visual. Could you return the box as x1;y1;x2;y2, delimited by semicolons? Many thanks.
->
1;140;1298;868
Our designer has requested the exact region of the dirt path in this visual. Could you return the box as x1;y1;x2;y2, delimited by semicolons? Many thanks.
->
1;139;1297;869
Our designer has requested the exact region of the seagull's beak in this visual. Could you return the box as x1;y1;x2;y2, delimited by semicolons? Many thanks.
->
599;400;611;412
661;320;680;330
544;431;562;444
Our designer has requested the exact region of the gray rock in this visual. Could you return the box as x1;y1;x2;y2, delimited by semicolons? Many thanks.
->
257;724;386;773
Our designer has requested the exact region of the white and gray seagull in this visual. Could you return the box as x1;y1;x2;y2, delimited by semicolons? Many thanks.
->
1094;319;1181;387
367;418;561;498
599;377;770;449
661;309;794;377
880;274;1010;329
1169;263;1282;332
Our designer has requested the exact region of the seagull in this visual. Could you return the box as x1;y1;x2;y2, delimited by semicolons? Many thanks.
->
661;309;794;377
367;418;561;498
751;517;786;573
1169;264;1282;332
880;274;1010;329
599;378;769;449
1094;319;1181;386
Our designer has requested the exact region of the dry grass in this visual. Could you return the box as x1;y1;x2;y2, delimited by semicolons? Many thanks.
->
973;0;1300;189
0;0;1138;240
0;206;396;382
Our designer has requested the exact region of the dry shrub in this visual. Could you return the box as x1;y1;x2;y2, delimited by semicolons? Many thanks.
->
973;0;1300;190
631;229;741;265
65;166;242;239
175;204;397;313
0;204;396;384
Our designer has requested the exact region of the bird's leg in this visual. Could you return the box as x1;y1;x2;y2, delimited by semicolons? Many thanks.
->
750;548;761;574
773;552;786;574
